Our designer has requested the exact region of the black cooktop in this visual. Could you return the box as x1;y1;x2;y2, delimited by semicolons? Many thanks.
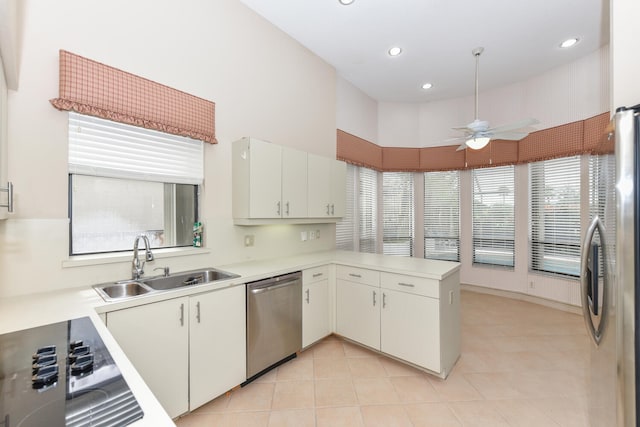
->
0;317;143;427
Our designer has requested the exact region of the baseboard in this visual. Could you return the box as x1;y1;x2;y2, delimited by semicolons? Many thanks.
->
461;283;582;315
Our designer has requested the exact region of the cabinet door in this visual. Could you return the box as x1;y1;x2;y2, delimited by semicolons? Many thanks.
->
307;153;332;217
381;289;440;372
336;279;380;350
330;160;347;218
0;61;7;220
282;147;308;218
107;297;189;418
189;285;246;410
249;139;282;218
302;279;330;347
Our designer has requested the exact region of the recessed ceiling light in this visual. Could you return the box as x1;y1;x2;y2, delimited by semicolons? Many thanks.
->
388;47;402;57
421;83;433;90
560;38;579;48
338;0;354;5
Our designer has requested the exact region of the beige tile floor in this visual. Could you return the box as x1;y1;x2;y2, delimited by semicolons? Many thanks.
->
175;290;589;427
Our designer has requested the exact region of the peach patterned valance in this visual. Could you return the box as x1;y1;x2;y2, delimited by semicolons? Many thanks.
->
336;112;612;171
50;50;217;143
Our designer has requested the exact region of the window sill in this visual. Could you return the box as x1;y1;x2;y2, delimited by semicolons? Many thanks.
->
62;247;211;268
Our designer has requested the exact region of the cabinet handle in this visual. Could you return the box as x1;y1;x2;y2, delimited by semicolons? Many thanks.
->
0;182;13;213
277;201;281;216
179;303;185;327
349;273;362;278
196;301;201;323
373;290;377;306
312;273;323;278
326;204;330;215
383;293;387;308
285;201;290;216
331;204;334;215
305;288;310;304
398;282;415;288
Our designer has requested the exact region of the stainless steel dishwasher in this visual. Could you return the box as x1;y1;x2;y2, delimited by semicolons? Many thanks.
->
246;271;302;381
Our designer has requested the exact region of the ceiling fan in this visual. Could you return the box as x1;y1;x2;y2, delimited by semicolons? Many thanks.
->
451;47;539;151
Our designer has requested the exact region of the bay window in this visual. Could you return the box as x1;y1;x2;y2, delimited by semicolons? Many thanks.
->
472;166;515;267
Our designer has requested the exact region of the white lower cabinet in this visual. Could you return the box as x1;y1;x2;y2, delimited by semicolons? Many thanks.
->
189;285;246;411
336;279;380;349
380;289;440;372
106;285;246;418
302;266;330;348
335;264;460;378
106;297;189;418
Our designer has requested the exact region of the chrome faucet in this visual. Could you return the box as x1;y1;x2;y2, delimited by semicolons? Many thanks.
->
132;235;154;280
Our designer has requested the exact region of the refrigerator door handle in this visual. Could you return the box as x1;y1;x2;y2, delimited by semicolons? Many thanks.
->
580;215;609;347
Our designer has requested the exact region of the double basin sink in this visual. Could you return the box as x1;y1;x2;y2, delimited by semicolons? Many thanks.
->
94;268;240;302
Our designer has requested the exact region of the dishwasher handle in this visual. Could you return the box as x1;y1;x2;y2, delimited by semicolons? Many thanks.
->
249;277;300;294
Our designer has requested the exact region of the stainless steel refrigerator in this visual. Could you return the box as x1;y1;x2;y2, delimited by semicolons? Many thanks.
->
581;105;639;426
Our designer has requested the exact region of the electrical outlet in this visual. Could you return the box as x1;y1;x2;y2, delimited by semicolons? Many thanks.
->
244;235;255;247
316;229;320;239
309;230;316;240
529;281;535;289
300;231;308;241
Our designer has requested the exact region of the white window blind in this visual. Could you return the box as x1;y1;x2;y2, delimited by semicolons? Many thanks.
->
472;166;515;267
336;164;357;250
424;171;460;261
383;172;414;256
69;112;204;184
530;156;581;276
359;167;378;254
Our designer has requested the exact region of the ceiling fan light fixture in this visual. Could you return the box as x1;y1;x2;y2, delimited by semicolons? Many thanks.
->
560;38;579;48
338;0;355;5
388;46;402;57
465;136;490;150
421;82;433;90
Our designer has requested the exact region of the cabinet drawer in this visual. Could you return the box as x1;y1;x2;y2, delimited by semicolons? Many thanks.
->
303;265;330;284
336;265;380;286
380;272;439;299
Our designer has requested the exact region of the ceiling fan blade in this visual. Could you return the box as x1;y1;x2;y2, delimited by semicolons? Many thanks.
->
456;142;467;151
443;136;467;143
490;131;530;140
451;126;474;134
489;118;539;134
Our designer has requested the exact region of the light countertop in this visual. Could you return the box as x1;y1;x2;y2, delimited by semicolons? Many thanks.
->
0;250;459;426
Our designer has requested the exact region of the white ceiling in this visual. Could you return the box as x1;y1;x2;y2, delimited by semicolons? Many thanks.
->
239;0;609;103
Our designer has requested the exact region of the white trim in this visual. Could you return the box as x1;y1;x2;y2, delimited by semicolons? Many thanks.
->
62;247;210;268
461;283;581;314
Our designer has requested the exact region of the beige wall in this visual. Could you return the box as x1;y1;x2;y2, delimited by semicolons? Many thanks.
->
611;0;640;109
0;0;337;297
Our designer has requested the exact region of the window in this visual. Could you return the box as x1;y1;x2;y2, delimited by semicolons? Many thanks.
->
359;167;379;253
472;166;515;267
424;171;460;261
335;164;356;250
529;156;581;276
383;172;414;256
68;113;202;255
335;165;379;253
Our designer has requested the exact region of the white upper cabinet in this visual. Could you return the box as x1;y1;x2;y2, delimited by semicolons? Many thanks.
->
233;137;307;220
281;147;308;218
0;56;9;220
307;154;346;218
330;160;347;217
233;137;344;224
